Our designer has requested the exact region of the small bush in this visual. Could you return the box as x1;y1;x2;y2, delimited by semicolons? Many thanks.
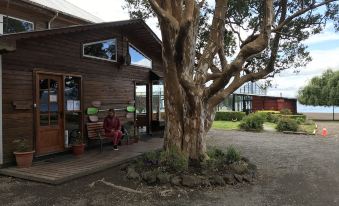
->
267;113;281;123
204;148;227;170
226;146;241;164
276;118;299;132
143;150;160;164
280;108;292;115
281;114;306;123
160;146;188;172
239;113;265;131
215;111;246;121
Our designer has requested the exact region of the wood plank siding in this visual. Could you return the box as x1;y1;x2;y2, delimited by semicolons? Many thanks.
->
1;26;163;164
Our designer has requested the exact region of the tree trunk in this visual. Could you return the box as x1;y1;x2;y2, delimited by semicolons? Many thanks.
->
163;87;211;160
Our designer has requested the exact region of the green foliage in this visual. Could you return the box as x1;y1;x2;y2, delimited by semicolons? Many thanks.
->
124;1;339;77
160;146;188;172
298;69;339;106
280;108;292;115
256;111;281;123
281;115;306;123
276;118;299;132
226;146;241;164
143;150;159;163
215;111;246;121
12;138;30;152
239;113;265;131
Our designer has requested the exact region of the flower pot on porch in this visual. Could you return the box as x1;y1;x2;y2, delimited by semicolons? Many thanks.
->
13;151;35;168
72;144;85;156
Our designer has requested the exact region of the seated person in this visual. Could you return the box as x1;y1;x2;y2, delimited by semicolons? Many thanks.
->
103;109;123;150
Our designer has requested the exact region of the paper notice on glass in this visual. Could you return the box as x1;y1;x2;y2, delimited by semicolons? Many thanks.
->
67;100;74;111
74;100;80;111
50;95;57;102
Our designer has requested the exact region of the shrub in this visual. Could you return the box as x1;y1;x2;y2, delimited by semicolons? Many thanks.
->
239;113;265;131
280;108;292;115
267;113;281;123
276;118;299;132
215;111;246;121
160;146;188;172
204;148;227;170
226;146;241;164
256;111;281;123
143;151;160;163
281;114;306;123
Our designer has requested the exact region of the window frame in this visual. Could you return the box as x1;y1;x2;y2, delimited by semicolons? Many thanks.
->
82;38;117;63
0;14;34;35
129;43;152;69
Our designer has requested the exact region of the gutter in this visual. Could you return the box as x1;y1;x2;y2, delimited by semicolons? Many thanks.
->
48;12;59;29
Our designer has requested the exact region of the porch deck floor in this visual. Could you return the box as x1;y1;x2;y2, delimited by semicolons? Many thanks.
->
0;137;163;185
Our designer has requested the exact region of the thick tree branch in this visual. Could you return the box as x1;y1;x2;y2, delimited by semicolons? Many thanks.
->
205;0;274;101
148;0;180;30
195;0;229;83
273;0;338;32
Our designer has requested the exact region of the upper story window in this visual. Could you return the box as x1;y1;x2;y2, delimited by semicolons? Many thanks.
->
0;15;34;34
129;44;152;68
83;39;117;62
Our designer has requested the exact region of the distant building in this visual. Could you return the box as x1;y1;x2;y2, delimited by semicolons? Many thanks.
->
220;82;297;114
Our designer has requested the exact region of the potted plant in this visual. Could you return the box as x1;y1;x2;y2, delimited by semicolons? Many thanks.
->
12;138;35;168
71;130;85;156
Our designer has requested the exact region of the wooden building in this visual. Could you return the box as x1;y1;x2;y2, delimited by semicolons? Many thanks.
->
232;94;297;114
0;1;164;166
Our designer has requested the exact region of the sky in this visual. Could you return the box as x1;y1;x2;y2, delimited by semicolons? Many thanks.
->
67;0;339;99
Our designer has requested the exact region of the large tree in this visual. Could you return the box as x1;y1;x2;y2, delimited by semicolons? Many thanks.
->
298;69;339;120
124;0;339;160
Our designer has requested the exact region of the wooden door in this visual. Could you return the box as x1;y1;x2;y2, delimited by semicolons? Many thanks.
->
36;74;64;156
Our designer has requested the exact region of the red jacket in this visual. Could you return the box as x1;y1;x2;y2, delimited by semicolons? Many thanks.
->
103;116;121;133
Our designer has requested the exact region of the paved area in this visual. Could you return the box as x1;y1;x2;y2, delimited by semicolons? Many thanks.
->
1;123;339;205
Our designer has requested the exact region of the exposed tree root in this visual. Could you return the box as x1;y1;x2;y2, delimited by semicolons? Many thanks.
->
89;178;143;194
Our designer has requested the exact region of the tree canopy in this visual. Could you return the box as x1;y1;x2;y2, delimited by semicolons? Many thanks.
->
298;69;339;106
123;0;339;160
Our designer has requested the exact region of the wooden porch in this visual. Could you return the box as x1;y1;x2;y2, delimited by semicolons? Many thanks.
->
0;137;163;185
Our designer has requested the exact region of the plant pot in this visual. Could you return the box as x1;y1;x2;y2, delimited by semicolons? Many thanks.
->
133;138;139;143
72;144;85;156
13;151;35;168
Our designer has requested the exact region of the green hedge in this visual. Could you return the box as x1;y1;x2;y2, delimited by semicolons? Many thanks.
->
215;111;246;121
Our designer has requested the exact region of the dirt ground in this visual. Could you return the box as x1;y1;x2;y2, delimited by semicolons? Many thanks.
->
1;121;339;206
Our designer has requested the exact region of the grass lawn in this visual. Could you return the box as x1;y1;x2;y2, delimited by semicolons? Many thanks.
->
299;123;317;134
212;121;240;130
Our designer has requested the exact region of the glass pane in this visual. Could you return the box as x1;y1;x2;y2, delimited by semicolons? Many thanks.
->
39;79;49;112
40;114;49;126
50;79;59;112
83;39;116;61
50;113;58;125
129;45;152;68
3;16;33;34
152;81;164;121
65;76;81;111
136;85;147;114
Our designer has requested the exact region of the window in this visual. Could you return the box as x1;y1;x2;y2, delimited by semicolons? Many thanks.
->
1;15;34;34
83;39;117;62
129;44;152;68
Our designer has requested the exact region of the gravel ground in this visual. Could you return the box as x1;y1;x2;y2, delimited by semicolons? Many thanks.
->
1;121;339;206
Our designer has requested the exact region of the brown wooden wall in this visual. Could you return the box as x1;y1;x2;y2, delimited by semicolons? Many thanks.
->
252;96;297;113
0;0;91;31
1;28;163;164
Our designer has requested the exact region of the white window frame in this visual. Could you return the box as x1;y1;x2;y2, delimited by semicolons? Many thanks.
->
129;43;152;69
82;39;117;62
0;14;34;35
